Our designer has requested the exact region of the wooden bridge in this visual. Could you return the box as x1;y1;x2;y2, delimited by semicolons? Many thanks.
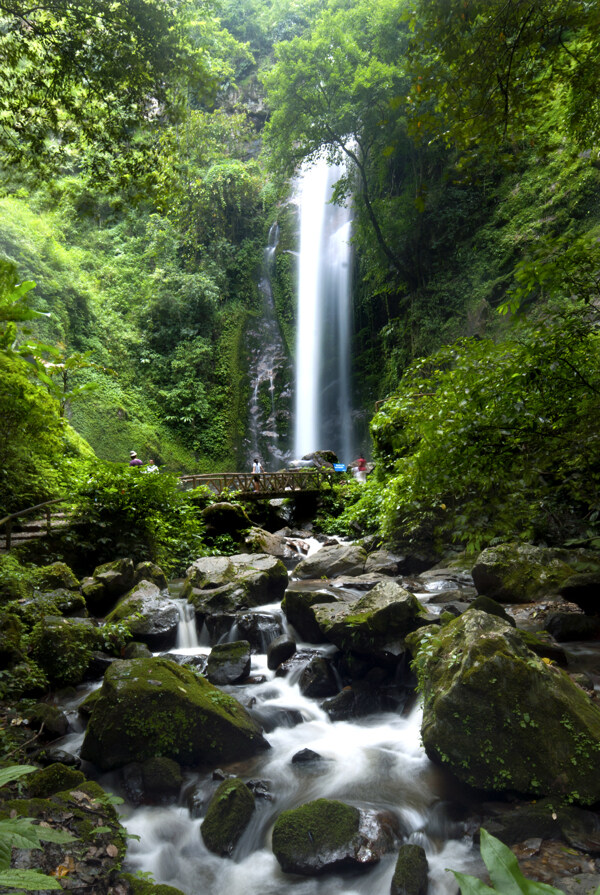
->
179;468;333;499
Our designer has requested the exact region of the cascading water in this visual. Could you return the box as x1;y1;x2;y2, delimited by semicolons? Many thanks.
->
243;222;293;470
294;156;354;463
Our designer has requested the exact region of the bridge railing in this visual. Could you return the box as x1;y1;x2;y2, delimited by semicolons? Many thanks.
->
179;469;332;496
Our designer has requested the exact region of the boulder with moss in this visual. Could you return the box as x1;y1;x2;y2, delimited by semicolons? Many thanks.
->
82;557;136;614
1;780;127;894
281;584;341;643
24;763;86;798
471;544;574;603
80;657;270;771
120;873;185;895
182;554;288;612
33;562;80;591
201;502;251;536
106;580;179;650
0;611;23;667
28;616;101;686
134;560;168;589
407;610;600;804
293;544;367;580
13;589;88;627
201;777;255;856
272;798;398;875
312;580;428;658
206;640;251;685
244;527;290;558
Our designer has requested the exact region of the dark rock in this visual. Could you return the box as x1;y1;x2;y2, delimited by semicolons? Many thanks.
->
201;777;255;856
545;611;600;642
25;763;86;798
364;550;407;577
391;843;429;895
206;640;251;685
33;562;80;591
80;658;270;771
124;641;153;659
92;557;136;598
36;747;81;768
248;704;304;733
245;778;272;800
272;798;399;875
236;611;284;652
201;502;252;536
299;655;339;699
122;756;182;804
292;748;324;764
267;634;296;670
470;595;516;626
558;572;600;615
86;650;118;679
281;585;340;643
0;612;23;667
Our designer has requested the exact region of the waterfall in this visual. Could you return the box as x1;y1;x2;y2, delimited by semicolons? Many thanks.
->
294;156;354;463
243;222;293;470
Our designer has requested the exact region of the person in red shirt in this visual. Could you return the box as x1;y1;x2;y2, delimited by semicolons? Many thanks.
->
356;456;367;483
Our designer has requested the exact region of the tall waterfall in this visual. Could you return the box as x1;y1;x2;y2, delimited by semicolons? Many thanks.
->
294;156;354;463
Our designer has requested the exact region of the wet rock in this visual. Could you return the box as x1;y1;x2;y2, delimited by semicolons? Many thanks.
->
36;747;81;768
281;584;341;643
91;557;135;600
122;757;182;804
80;657;270;771
299;655;339;698
123;641;153;659
267;634;296;670
272;798;399;875
248;703;304;733
201;777;255;856
236;611;284;651
293;543;367;580
322;682;394;721
558;571;600;616
246;778;272;800
106;580;179;651
206;640;251;685
544;611;600;642
292;748;325;764
364;550;407;577
86;650;118;679
244;526;290;557
134;561;168;589
471;544;574;603
391;843;429;895
24;702;69;738
407;610;600;803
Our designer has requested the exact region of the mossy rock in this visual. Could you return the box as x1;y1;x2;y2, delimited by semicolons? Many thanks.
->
391;843;429;895
201;502;251;536
312;580;427;656
200;777;255;856
469;595;515;626
33;562;80;591
408;610;600;804
25;762;86;798
25;703;69;738
134;560;168;589
281;586;339;643
471;543;574;603
1;781;127;893
28;616;100;686
182;554;288;608
80;657;270;771
106;580;179;650
272;798;398;875
120;873;186;895
0;611;23;667
206;640;251;685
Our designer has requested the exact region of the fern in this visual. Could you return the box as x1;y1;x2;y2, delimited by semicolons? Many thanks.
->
0;764;77;891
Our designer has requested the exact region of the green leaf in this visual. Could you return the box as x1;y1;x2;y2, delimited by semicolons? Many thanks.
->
0;868;62;890
0;766;37;788
450;869;497;895
0;838;10;871
481;830;565;894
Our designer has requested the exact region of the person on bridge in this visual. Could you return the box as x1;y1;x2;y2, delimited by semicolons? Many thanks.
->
129;451;143;467
252;458;265;491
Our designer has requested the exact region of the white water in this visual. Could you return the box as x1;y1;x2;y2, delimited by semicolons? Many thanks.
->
294;157;354;463
116;603;480;894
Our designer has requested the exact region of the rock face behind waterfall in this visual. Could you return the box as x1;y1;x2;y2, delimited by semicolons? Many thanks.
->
80;658;270;771
407;610;600;804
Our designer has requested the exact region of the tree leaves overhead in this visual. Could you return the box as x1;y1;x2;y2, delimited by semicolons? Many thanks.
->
0;0;236;175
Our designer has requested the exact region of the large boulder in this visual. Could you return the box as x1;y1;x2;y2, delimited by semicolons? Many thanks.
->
106;580;179;650
558;571;600;615
80;658;270;771
244;526;291;558
28;616;100;686
83;557;136;614
32;562;80;591
182;554;288;610
134;561;168;589
200;778;255;856
293;544;367;580
471;544;573;603
272;798;398;875
407;611;600;804
312;580;428;657
201;502;251;536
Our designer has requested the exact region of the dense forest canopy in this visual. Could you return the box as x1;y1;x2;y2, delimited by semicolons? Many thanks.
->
0;0;599;555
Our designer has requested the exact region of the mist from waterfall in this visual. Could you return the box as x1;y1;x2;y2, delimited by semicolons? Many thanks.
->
294;157;354;463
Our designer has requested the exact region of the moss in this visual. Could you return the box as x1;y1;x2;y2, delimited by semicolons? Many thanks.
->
201;778;255;855
32;562;80;591
29;617;100;686
391;844;429;895
0;612;23;667
120;873;186;895
272;798;360;872
25;763;86;798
